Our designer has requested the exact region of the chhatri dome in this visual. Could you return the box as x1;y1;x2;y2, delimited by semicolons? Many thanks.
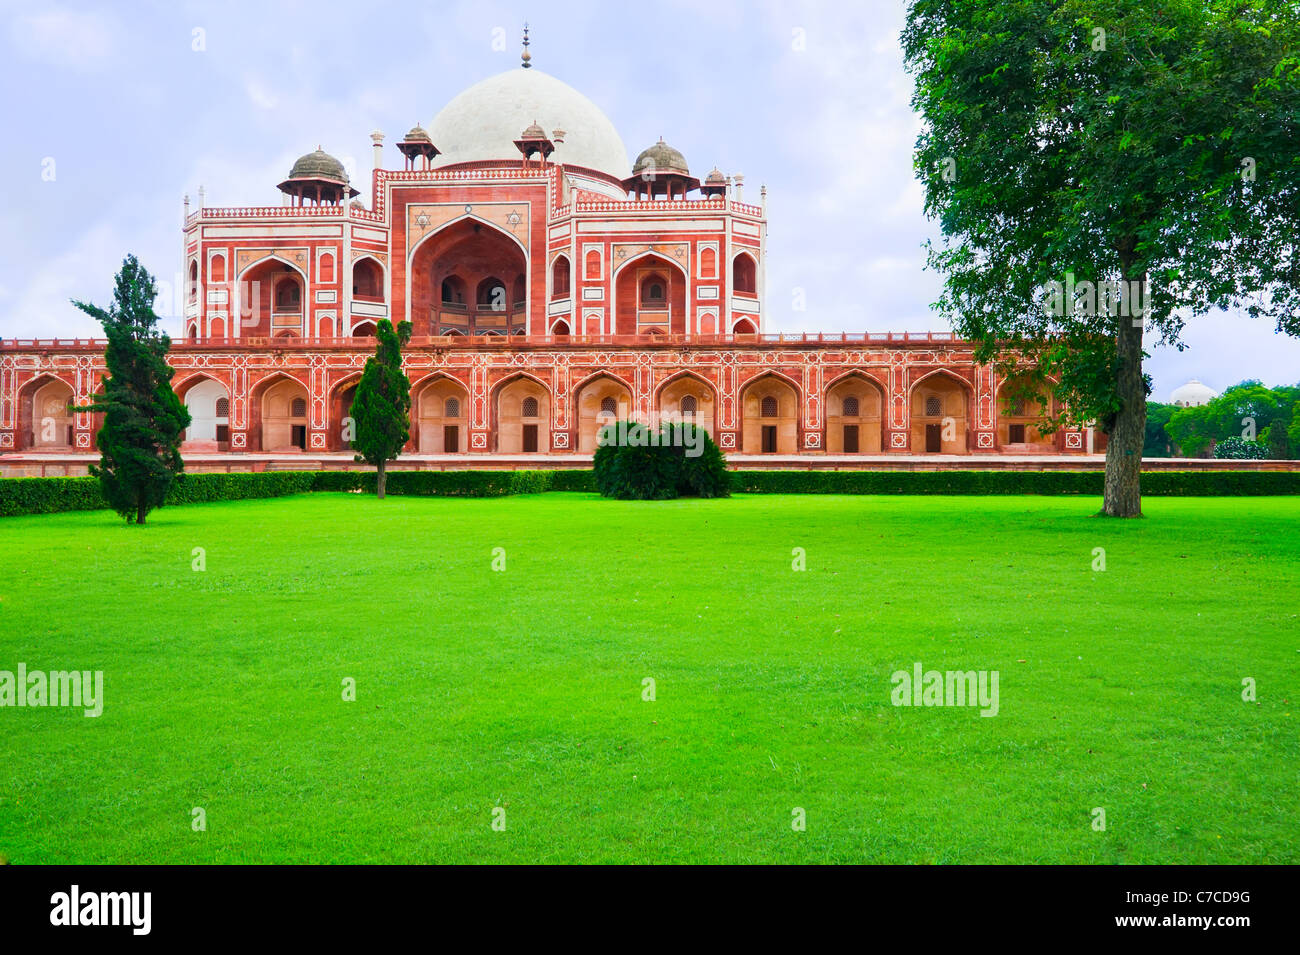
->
427;68;630;186
1170;379;1218;408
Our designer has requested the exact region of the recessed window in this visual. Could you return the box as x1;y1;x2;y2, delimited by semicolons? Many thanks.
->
290;397;307;418
275;279;302;311
843;395;860;417
1009;423;1027;443
521;396;539;418
600;396;617;415
761;395;778;418
445;397;460;418
680;395;697;415
215;397;230;417
925;396;942;417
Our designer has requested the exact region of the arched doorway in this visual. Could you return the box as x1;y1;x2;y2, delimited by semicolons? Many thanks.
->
327;377;361;451
574;374;633;453
910;373;970;453
415;376;470;453
741;375;798;454
495;376;550;453
254;376;310;452
825;374;884;453
658;374;717;438
24;378;76;450
180;377;230;450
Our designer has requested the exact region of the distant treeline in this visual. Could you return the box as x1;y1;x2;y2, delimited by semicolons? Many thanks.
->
1146;381;1299;460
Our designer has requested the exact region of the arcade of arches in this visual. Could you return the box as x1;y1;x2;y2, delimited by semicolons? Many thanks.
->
8;365;1088;458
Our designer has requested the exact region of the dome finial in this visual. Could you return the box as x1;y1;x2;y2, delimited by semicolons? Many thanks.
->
521;22;532;69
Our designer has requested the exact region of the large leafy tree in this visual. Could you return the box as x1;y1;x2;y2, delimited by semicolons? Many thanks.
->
902;0;1300;516
351;318;413;498
73;255;191;525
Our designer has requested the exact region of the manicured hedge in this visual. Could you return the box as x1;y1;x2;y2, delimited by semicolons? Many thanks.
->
0;476;107;517
729;469;1300;496
312;469;565;496
2;467;1297;517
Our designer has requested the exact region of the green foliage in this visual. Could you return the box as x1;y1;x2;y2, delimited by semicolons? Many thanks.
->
72;255;191;524
665;423;731;498
1265;416;1292;459
351;319;412;496
1213;437;1271;460
592;421;681;500
1167;383;1287;456
729;469;1300;496
593;421;731;499
1144;402;1176;457
902;0;1300;512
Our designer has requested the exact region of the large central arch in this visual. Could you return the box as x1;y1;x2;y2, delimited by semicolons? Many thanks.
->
410;218;528;337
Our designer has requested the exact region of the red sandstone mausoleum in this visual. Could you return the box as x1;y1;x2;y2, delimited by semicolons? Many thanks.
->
0;39;1102;473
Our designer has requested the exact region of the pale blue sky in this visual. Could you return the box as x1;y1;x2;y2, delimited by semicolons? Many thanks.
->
2;0;1296;400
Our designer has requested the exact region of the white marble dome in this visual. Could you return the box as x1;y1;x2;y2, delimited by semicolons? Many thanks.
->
428;68;630;186
1170;379;1218;407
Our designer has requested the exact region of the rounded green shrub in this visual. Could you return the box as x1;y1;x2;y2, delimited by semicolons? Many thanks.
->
664;423;731;498
1213;437;1271;459
593;420;731;500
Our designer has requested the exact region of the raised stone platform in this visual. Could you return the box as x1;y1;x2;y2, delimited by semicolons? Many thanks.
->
4;451;1299;478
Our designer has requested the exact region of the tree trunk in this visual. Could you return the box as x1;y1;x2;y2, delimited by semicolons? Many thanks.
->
376;461;386;499
1102;266;1146;518
136;495;148;525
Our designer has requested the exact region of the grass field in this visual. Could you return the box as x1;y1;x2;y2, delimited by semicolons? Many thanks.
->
1;492;1296;864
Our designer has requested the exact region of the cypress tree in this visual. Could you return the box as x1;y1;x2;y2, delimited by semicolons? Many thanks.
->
351;319;412;498
73;255;190;525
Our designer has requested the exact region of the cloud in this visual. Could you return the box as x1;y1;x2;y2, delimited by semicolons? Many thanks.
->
9;8;117;71
243;75;279;111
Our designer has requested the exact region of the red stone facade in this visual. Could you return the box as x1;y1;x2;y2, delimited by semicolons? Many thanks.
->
0;72;1097;462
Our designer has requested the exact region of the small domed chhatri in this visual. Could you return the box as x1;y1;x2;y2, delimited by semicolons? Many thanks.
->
632;138;690;177
287;148;349;183
623;137;700;200
701;166;728;198
277;147;359;205
397;124;440;170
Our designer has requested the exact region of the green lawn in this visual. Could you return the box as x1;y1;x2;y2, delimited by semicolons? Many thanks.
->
0;492;1296;864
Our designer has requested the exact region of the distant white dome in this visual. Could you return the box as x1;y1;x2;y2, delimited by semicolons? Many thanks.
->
428;68;630;191
1170;379;1217;407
